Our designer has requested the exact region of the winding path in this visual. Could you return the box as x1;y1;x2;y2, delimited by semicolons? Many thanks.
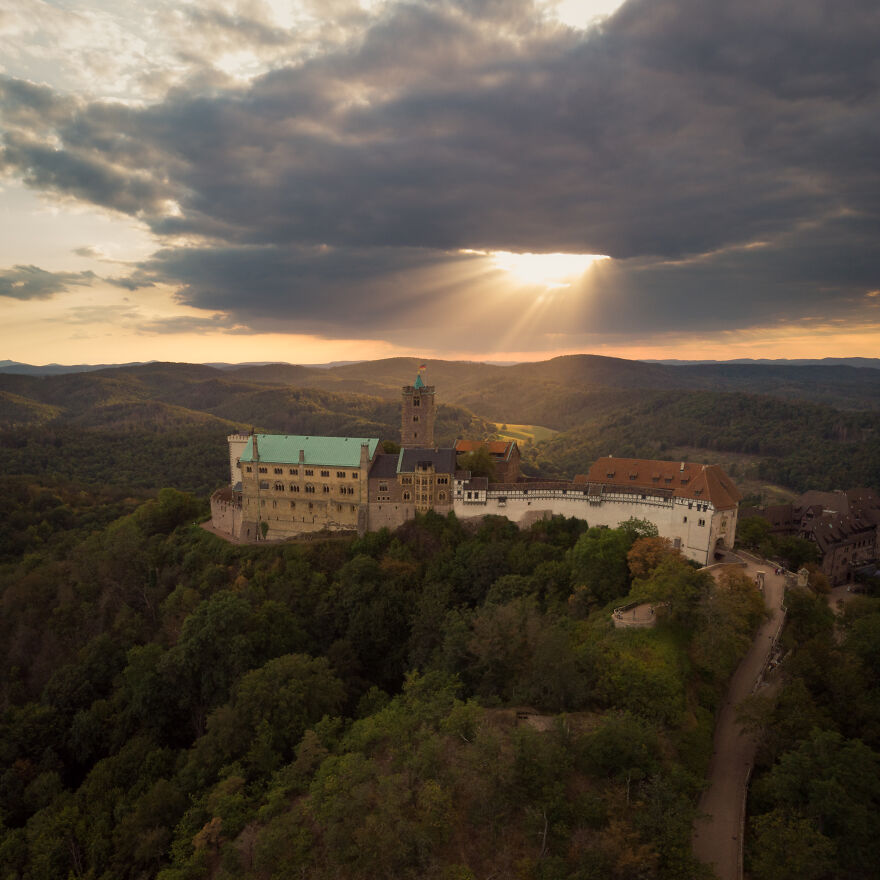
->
691;554;786;880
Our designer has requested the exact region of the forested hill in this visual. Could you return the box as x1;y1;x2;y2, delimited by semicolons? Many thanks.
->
0;367;490;494
0;494;773;879
525;391;880;494
2;356;879;495
217;354;880;418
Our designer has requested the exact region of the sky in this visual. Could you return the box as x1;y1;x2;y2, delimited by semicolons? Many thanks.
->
1;0;878;365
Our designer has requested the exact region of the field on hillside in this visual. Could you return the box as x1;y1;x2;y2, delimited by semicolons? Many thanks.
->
493;422;558;444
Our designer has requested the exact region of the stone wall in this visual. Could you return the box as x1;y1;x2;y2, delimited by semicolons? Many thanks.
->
454;486;735;565
210;489;242;538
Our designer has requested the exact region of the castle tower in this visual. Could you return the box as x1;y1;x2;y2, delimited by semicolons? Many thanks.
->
401;371;435;446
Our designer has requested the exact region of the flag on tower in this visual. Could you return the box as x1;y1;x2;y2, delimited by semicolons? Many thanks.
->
419;363;427;371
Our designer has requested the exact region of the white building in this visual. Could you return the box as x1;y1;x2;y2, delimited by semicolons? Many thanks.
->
454;456;740;566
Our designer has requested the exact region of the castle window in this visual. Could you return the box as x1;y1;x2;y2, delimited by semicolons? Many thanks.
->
698;518;706;527
274;482;284;491
274;468;282;474
308;502;313;509
403;492;411;501
305;469;314;476
290;484;298;492
259;466;267;474
320;470;329;477
683;516;688;523
379;482;388;492
337;471;345;478
323;485;330;493
350;505;356;512
413;415;419;422
245;466;252;473
290;501;295;508
305;484;315;494
351;472;358;478
348;487;354;495
413;398;420;406
289;468;298;475
259;480;269;489
401;476;412;484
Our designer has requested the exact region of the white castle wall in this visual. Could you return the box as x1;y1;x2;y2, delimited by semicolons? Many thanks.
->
453;485;736;565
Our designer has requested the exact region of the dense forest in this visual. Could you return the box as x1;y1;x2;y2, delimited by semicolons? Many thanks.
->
2;356;879;878
738;589;880;880
2;490;769;879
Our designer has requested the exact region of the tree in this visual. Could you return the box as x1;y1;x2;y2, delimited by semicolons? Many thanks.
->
617;517;658;540
456;447;496;481
627;536;677;580
568;527;632;607
737;516;772;551
749;811;834;880
631;556;710;622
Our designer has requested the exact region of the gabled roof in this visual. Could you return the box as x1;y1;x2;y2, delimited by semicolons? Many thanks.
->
582;456;741;508
239;434;380;467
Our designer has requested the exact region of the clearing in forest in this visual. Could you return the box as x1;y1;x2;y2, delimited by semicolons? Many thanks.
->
493;423;558;444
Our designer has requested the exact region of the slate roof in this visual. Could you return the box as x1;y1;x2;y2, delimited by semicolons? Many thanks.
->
369;453;401;480
397;447;458;473
239;434;380;467
582;456;741;508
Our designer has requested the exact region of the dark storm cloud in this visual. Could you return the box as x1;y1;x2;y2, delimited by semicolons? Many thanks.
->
130;244;480;335
1;0;878;343
0;265;96;300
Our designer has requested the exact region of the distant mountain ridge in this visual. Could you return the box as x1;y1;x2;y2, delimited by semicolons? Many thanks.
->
4;354;880;377
643;357;880;368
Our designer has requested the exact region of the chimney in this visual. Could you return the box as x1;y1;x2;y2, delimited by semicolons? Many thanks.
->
252;433;259;461
299;448;305;464
360;442;370;469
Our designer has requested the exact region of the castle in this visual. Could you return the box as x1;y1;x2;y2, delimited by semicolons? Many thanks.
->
210;373;740;564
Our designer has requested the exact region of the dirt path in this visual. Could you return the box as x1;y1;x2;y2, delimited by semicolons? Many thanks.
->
692;554;786;880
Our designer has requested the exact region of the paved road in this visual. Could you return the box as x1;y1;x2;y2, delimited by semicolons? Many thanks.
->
692;555;786;880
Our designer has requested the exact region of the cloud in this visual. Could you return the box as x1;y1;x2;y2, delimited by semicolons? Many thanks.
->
1;0;878;350
0;265;96;300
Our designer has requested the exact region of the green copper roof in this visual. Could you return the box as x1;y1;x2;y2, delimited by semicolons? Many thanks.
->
414;373;425;389
239;434;380;467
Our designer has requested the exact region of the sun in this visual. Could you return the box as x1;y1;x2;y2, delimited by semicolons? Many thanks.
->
487;251;609;289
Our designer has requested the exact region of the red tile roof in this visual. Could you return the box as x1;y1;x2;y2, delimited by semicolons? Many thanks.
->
581;456;741;509
455;439;517;459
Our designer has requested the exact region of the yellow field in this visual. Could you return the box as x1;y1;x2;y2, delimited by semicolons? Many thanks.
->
493;423;558;444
